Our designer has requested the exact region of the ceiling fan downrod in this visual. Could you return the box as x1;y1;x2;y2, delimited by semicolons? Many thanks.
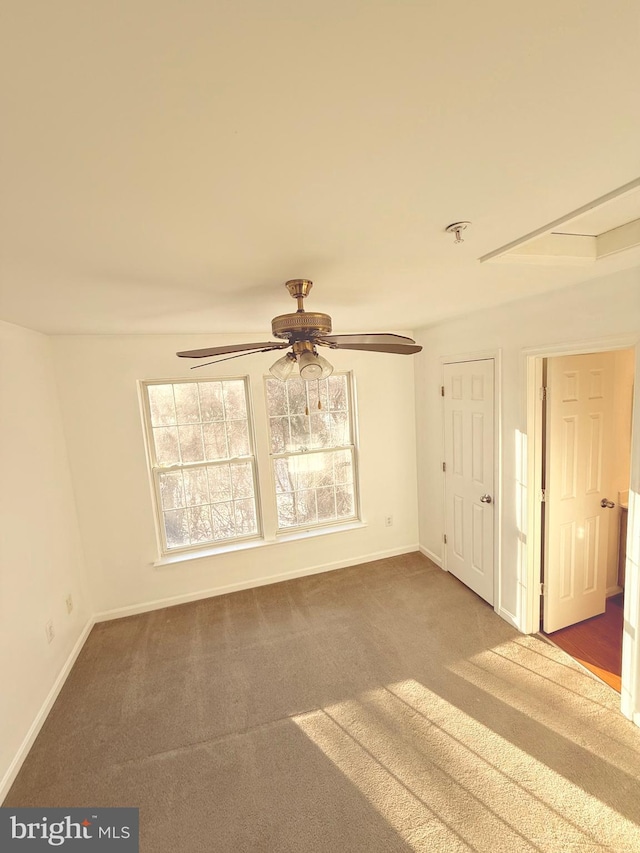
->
285;278;314;312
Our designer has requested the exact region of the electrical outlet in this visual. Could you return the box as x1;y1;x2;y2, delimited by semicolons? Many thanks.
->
45;620;55;644
385;515;393;527
65;594;73;614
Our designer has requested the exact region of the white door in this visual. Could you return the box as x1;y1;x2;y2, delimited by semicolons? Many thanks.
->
443;359;495;604
544;352;617;632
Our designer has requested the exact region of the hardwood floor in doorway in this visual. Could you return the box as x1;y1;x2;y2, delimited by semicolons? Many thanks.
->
545;594;624;692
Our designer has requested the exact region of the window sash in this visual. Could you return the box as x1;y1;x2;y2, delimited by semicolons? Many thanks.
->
265;373;359;533
271;447;358;531
142;377;261;555
153;460;261;554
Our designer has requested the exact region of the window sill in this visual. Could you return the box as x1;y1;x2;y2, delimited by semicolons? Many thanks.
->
153;520;367;568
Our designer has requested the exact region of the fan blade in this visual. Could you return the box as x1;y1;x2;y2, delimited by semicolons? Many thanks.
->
177;341;288;358
189;346;289;369
318;334;422;354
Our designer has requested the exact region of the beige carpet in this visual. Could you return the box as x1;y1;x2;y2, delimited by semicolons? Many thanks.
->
5;553;640;852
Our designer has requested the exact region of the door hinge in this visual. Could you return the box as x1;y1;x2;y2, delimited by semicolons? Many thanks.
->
441;385;445;397
539;488;546;503
540;582;545;596
539;386;548;401
443;533;447;544
442;461;446;472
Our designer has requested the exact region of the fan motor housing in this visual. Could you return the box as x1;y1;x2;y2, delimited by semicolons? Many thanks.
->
271;311;332;340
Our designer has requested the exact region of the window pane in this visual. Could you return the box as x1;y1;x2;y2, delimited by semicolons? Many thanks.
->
234;498;257;535
334;449;353;484
154;426;180;465
328;375;348;410
203;421;228;460
287;379;306;414
330;411;349;445
295;455;318;490
174;383;200;423
148;385;176;426
231;461;254;499
269;416;290;453
317;487;336;521
187;505;213;542
207;465;232;502
336;484;355;518
164;509;190;548
289;414;310;449
159;471;185;510
273;457;294;494
199;381;225;421
223;380;247;419
265;379;287;416
183;467;209;506
179;425;205;463
316;460;335;488
295;489;318;525
310;412;331;449
211;501;235;539
227;420;249;457
276;492;295;528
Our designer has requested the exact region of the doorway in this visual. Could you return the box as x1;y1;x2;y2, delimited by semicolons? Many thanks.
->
540;348;635;692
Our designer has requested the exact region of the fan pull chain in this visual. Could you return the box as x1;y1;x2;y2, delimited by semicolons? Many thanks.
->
317;379;322;410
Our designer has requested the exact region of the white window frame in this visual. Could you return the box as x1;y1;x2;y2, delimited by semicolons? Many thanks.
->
264;371;361;534
140;376;262;557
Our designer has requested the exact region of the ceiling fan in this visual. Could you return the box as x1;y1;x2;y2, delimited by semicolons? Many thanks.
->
177;279;422;380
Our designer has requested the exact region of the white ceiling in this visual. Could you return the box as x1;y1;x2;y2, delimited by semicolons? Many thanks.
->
1;1;639;335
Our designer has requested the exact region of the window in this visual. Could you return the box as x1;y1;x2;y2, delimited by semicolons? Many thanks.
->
142;379;260;553
265;373;359;531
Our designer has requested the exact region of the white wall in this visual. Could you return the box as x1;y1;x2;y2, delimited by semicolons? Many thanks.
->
0;321;90;796
51;334;419;616
413;267;640;716
607;348;635;590
612;348;635;497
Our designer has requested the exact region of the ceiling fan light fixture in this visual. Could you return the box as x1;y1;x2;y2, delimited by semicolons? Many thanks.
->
315;353;334;379
269;352;297;381
299;350;333;380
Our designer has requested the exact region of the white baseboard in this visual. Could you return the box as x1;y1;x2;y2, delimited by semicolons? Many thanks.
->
496;607;519;630
95;544;420;622
0;617;95;804
419;544;443;569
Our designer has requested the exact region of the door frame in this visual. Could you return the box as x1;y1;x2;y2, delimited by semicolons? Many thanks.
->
440;349;503;619
524;334;640;723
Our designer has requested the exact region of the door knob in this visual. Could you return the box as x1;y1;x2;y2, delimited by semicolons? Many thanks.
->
600;498;615;509
480;494;492;504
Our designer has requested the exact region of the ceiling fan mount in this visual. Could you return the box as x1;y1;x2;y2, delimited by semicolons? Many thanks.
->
271;279;333;341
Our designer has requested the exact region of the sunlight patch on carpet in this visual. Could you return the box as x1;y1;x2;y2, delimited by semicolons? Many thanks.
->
294;679;640;852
